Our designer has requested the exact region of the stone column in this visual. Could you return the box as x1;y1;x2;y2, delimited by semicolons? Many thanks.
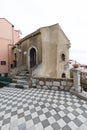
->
72;68;81;92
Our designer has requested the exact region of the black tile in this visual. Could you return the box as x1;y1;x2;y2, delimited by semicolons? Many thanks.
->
37;110;43;115
54;114;61;121
25;115;32;121
73;118;83;127
33;117;40;124
42;119;50;128
18;112;24;118
30;108;36;113
24;106;29;111
82;112;87;118
63;116;71;123
52;122;60;130
72;111;79;117
45;111;52;118
11;111;17;116
5;109;11;114
62;125;72;130
3;118;10;125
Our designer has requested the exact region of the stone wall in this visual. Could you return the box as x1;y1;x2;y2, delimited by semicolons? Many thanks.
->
31;77;73;91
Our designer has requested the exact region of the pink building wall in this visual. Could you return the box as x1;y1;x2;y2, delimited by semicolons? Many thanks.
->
0;18;20;75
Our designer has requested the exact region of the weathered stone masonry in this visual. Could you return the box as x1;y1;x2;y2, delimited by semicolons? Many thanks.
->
31;77;73;91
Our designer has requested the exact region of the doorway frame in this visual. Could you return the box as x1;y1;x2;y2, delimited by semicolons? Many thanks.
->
28;46;38;70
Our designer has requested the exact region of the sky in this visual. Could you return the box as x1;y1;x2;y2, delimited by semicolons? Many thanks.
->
0;0;87;64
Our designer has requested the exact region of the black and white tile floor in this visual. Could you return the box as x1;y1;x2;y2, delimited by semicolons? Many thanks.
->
0;87;87;130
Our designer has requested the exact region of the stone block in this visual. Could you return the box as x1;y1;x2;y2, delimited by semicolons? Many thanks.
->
67;82;73;87
46;81;52;86
53;81;60;86
65;86;70;91
43;86;48;89
60;86;64;90
24;85;29;89
61;81;66;86
39;81;44;86
32;79;37;84
52;86;58;90
32;83;36;87
37;85;41;89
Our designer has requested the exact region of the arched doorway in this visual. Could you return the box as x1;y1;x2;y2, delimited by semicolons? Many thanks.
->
13;53;17;67
30;48;36;68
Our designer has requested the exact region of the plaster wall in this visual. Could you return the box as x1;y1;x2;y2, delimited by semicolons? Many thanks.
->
0;18;13;40
0;18;20;74
17;33;42;69
57;26;70;78
35;26;57;77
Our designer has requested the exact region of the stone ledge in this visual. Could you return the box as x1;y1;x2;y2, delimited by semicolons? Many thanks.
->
70;90;87;101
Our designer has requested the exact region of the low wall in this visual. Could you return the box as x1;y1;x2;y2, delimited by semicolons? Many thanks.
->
31;77;73;91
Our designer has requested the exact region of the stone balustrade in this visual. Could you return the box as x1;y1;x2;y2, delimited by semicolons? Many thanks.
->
31;77;73;91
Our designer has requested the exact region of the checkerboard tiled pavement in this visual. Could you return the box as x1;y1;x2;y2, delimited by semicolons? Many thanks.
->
0;87;87;130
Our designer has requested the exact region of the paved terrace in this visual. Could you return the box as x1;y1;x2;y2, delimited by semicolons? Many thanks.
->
0;87;87;130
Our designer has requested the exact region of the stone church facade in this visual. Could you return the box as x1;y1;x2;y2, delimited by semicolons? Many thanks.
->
12;24;71;78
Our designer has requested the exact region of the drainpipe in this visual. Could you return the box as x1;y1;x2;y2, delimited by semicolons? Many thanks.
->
8;25;14;72
8;44;14;72
12;25;14;45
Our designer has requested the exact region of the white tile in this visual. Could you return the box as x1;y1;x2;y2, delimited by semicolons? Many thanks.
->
45;125;54;130
77;115;87;123
29;105;34;109
57;119;66;128
17;108;23;114
18;117;25;125
42;108;49;113
45;103;50;107
35;122;44;130
67;106;74;112
68;121;78;130
10;119;18;129
0;120;3;127
50;109;56;115
76;108;83;114
52;104;57;108
58;111;65;117
36;106;41;111
4;113;11;119
32;112;38;119
59;105;65;110
67;113;75;120
26;120;34;129
11;115;18;122
1;124;10;130
39;114;46;121
24;110;30;116
48;116;56;124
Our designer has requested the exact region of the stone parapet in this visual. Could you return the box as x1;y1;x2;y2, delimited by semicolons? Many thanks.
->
31;77;73;91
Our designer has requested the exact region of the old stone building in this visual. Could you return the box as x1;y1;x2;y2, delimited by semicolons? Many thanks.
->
12;24;71;78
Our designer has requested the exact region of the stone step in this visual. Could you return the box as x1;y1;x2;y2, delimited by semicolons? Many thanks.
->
12;79;29;85
13;76;27;79
8;83;29;89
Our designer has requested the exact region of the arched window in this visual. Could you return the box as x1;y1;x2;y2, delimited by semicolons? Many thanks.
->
62;73;66;78
61;54;65;61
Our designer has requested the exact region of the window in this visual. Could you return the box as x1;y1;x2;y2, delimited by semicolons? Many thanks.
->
62;73;66;78
61;54;65;61
1;61;6;65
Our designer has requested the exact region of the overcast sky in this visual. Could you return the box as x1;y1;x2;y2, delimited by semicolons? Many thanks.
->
0;0;87;64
